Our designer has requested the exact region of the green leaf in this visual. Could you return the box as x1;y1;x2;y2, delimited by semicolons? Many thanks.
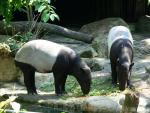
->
49;14;55;21
50;13;59;21
38;5;46;12
41;11;50;22
34;2;41;11
53;13;60;20
48;0;51;4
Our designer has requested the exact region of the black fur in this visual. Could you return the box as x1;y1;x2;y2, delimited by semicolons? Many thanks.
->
15;49;91;95
52;49;76;94
15;61;37;95
110;39;134;90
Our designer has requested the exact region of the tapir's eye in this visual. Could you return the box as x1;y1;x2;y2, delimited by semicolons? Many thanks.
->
80;67;86;74
80;67;85;74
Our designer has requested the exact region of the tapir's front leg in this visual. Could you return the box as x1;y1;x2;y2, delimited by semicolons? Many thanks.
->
110;60;117;85
127;70;134;89
53;72;67;96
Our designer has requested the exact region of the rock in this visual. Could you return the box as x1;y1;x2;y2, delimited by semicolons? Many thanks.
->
0;56;21;82
137;96;150;113
82;96;120;113
84;58;103;71
91;33;108;57
134;38;150;59
80;18;129;57
136;15;150;33
80;18;129;36
43;34;83;44
145;66;150;73
132;59;150;74
43;34;98;58
83;58;110;72
80;47;98;58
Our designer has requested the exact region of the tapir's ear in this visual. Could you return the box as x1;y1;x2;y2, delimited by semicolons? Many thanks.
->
129;62;134;70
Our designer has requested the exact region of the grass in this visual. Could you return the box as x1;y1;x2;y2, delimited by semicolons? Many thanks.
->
89;77;120;96
38;76;120;97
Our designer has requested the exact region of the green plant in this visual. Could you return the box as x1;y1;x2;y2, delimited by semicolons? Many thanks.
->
89;77;120;96
38;76;120;98
4;32;33;56
39;81;55;92
33;0;59;22
0;0;59;24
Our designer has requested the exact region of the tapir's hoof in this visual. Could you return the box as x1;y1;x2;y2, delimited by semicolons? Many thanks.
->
128;84;135;90
27;90;38;95
112;83;118;87
56;93;63;96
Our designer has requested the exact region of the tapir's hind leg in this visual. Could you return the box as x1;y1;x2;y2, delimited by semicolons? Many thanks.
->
15;61;37;95
23;68;37;95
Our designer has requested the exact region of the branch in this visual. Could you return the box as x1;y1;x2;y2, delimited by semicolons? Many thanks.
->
0;21;94;43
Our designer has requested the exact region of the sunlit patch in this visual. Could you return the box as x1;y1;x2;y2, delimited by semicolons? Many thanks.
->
10;102;21;113
64;28;69;32
142;39;150;45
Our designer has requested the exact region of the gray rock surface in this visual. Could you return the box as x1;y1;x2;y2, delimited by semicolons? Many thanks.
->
80;18;129;36
0;56;21;82
82;96;120;113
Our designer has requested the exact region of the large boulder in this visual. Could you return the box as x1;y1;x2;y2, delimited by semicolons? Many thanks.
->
80;18;129;36
80;18;129;57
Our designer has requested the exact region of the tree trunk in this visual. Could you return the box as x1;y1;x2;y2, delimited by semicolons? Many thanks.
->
0;21;94;43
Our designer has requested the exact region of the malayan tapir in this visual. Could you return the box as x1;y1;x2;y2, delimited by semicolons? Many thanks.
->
15;39;91;95
108;26;134;90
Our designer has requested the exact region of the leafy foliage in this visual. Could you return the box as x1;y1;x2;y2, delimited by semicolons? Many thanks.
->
33;0;59;22
0;0;59;23
4;32;33;56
